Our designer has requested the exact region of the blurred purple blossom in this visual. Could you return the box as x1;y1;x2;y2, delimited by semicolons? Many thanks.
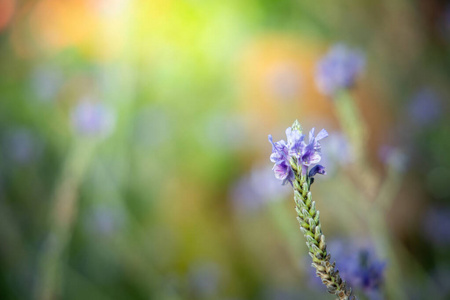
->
84;205;126;237
378;145;408;172
315;44;365;96
2;129;42;165
408;88;442;126
423;207;450;247
230;165;290;214
328;240;386;299
30;65;64;102
188;262;221;298
71;98;116;137
320;132;353;176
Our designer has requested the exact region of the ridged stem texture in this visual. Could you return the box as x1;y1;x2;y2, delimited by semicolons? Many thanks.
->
290;159;355;300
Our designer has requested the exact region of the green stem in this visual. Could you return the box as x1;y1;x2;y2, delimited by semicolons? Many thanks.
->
290;159;355;300
34;140;96;300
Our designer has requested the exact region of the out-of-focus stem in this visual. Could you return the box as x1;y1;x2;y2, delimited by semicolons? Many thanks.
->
333;91;407;299
334;91;378;198
368;163;408;300
334;90;368;166
34;140;96;300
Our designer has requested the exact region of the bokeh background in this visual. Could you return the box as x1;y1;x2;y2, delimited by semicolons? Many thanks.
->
1;0;450;299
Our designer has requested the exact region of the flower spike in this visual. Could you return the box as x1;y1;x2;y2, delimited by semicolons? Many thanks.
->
268;121;355;300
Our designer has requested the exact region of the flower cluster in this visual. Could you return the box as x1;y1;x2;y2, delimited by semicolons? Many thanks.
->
408;88;442;126
71;98;116;137
268;120;328;184
310;240;386;299
315;44;365;96
337;245;386;299
230;165;290;213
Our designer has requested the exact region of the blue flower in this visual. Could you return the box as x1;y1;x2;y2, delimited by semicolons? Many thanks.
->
328;240;386;299
230;165;290;214
2;129;42;165
268;135;295;184
298;128;328;167
408;88;442;126
269;121;328;183
71;98;116;137
423;207;450;247
315;44;365;96
309;165;326;177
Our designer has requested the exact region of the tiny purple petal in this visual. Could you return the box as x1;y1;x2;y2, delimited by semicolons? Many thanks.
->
315;129;329;141
286;126;302;147
273;163;289;181
408;88;442;125
309;128;315;142
268;135;275;151
309;165;326;177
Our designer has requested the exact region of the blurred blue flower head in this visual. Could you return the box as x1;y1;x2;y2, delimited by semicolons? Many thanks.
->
329;240;386;299
408;88;442;126
315;44;365;96
230;165;290;214
188;262;221;298
71;98;116;137
378;145;408;172
30;64;64;102
320;132;354;176
84;205;126;237
2;129;42;165
269;121;328;184
424;207;450;247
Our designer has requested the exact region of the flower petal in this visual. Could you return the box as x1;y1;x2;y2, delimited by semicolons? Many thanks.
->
315;129;329;141
273;163;290;181
309;165;326;177
309;128;315;143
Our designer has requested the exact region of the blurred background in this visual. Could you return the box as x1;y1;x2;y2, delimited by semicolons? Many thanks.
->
0;0;450;299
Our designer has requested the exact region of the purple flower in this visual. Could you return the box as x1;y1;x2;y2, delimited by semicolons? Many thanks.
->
378;145;408;172
423;207;450;247
309;165;326;177
320;131;354;176
269;121;328;184
268;135;295;184
298;128;328;167
2;129;43;165
328;240;386;299
30;64;64;102
84;204;126;237
315;44;365;96
408;88;442;126
187;262;221;297
71;98;116;137
230;165;290;214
